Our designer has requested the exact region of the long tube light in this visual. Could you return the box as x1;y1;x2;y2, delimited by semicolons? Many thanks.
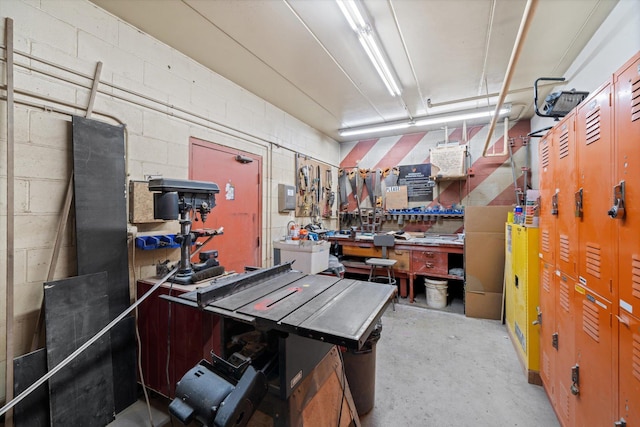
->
339;105;512;138
337;0;401;97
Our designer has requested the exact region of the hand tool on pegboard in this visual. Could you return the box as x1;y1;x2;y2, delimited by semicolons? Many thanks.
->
360;168;373;207
347;168;357;204
338;169;349;210
384;166;400;187
323;169;334;218
374;168;382;208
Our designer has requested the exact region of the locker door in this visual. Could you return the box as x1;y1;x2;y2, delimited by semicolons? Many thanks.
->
538;130;556;264
574;286;614;427
556;273;576;427
614;52;640;318
617;313;640;425
554;112;579;278
614;51;640;427
539;260;557;405
576;81;615;301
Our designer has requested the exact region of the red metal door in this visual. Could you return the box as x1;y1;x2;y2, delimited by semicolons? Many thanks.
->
614;52;640;318
539;260;557;405
618;313;640;425
576;81;615;301
190;139;262;272
555;273;576;427
554;112;579;279
538;130;556;265
574;286;614;427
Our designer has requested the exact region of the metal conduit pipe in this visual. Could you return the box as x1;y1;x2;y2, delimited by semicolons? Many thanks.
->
0;51;340;169
482;0;539;157
427;81;558;110
2;42;341;268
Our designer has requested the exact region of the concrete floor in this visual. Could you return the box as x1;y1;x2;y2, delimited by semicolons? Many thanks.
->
114;301;559;427
360;302;559;427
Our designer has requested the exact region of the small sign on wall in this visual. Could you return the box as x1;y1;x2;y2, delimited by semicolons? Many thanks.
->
225;181;235;201
385;186;408;210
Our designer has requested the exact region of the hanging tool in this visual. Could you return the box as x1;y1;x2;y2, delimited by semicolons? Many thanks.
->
374;168;382;208
338;169;349;210
361;168;374;207
347;168;357;205
384;166;400;187
323;169;334;217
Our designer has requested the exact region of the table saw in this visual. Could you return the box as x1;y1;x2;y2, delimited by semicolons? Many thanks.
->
162;262;396;426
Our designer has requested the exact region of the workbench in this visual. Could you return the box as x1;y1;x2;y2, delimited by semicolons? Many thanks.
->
329;234;464;303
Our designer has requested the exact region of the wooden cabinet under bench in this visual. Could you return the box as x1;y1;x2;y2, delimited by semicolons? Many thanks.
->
329;236;464;303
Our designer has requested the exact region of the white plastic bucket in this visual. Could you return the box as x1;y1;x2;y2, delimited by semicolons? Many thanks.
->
425;279;448;309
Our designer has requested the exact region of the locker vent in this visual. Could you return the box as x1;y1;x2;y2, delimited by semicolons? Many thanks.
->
559;235;570;262
632;75;640;122
582;299;600;342
560;383;570;423
542;350;552;383
542;230;551;254
632;255;640;300
584;106;601;145
585;243;602;278
558;129;570;159
541;142;550;168
560;281;570;313
633;332;640;381
542;267;551;293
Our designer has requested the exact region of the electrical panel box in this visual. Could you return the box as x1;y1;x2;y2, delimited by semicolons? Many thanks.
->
278;184;296;212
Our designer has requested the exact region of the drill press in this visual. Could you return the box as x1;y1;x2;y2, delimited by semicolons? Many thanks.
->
148;178;223;284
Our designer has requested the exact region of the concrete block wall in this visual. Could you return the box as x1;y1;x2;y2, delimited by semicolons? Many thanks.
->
0;0;339;402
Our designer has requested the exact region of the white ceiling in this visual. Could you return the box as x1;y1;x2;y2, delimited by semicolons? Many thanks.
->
90;0;618;142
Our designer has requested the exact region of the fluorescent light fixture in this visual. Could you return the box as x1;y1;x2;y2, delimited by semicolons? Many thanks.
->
339;105;512;138
337;0;401;97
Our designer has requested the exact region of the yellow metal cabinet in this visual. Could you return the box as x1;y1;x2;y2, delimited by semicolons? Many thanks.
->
505;223;541;384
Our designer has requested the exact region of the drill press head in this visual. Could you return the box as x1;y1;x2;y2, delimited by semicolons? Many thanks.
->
148;178;221;283
148;178;220;221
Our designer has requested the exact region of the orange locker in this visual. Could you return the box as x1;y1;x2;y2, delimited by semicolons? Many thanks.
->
617;312;640;425
614;51;640;319
614;51;640;427
576;81;615;302
538;130;556;264
573;286;614;427
539;260;557;404
553;112;579;279
555;273;576;427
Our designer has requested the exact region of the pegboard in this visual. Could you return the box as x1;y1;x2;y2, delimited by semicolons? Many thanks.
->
295;154;335;218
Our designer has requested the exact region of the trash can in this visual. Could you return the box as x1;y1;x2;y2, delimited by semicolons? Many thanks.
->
341;320;382;415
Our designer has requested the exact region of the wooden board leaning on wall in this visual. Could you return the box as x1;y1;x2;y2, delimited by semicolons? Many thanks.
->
295;154;335;219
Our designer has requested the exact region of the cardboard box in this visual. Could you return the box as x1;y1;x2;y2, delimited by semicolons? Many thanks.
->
465;232;507;294
465;290;503;320
464;206;512;233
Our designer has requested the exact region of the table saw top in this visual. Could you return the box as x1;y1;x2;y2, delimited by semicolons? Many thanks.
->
168;264;396;350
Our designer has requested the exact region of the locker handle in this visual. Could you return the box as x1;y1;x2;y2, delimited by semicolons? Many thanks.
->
615;314;630;328
574;188;583;218
607;181;625;219
551;192;558;216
